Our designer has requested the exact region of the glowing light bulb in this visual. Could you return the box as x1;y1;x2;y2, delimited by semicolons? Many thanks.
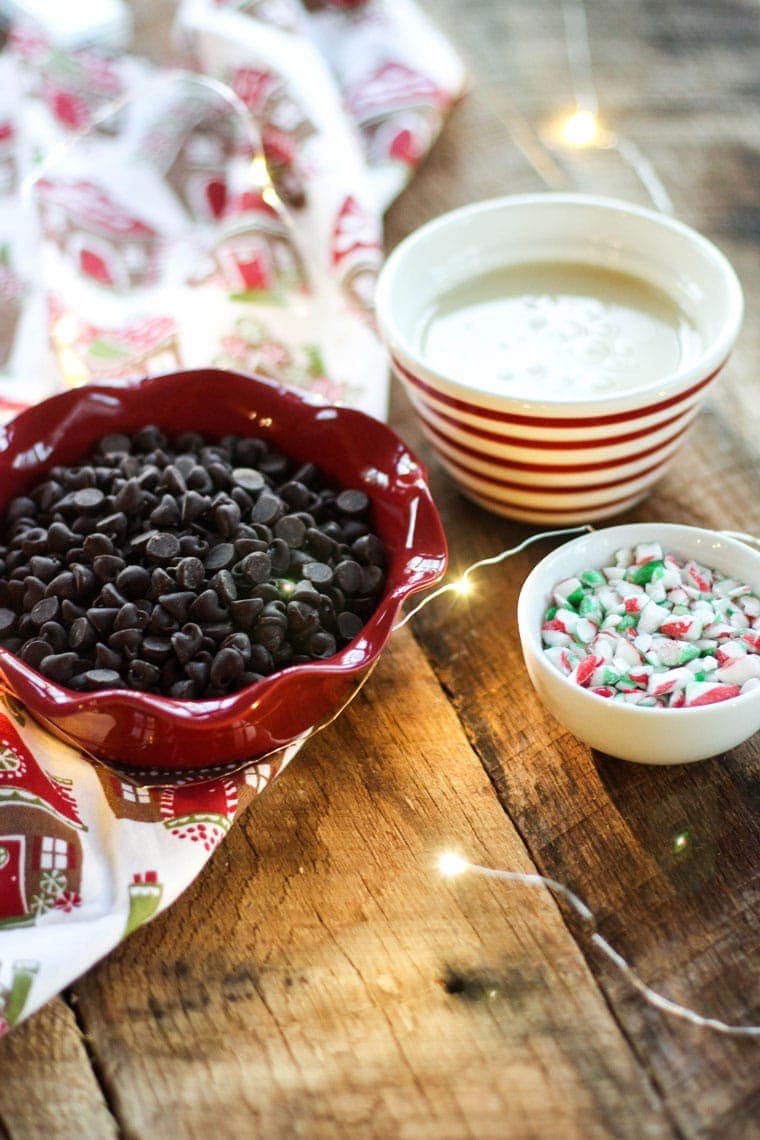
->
438;852;469;878
57;346;88;388
250;154;270;187
454;577;472;597
52;314;79;347
560;109;600;147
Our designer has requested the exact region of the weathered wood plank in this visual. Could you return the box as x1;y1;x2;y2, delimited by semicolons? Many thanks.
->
0;998;118;1140
66;631;673;1139
383;3;760;1134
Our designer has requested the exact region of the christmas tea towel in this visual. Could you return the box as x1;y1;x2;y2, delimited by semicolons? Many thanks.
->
0;0;465;422
0;0;465;1035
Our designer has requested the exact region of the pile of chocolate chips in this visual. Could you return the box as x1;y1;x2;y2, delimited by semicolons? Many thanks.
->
0;426;387;698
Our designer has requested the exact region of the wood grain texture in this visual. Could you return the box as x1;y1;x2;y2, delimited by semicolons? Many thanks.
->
64;632;672;1140
1;0;758;1136
0;998;118;1140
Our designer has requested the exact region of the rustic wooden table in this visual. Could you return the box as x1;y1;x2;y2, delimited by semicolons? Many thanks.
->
1;2;758;1137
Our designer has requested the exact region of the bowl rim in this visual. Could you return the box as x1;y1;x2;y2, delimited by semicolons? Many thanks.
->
375;192;744;418
0;368;448;724
516;521;760;719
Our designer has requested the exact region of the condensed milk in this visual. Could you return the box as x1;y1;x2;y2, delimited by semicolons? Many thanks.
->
417;261;702;400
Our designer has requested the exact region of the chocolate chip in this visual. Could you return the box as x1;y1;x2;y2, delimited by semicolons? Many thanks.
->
46;521;76;552
31;596;60;626
176;556;205;590
210;646;245;688
189;589;227;623
241;551;272;584
84;668;122;689
182;659;207;691
171;623;203;664
100;433;131;455
305;527;334;561
158;592;196;621
150;494;181;528
39;651;80;682
141;636;173;663
275;514;306;548
83;532;114;559
232;467;265;493
205;543;235;572
39;621;68;653
334;559;364;594
94;643;121;671
20;638;50;668
117;565;151;599
126;658;160;689
69;617;96;652
0;608;16;635
352;533;385;566
29;555;59;582
210;570;237;606
215;500;241;537
108;628;143;658
309;630;337;658
337;611;363;641
87;607;119;635
230;597;264;629
146;532;181;562
148;606;178;635
93;554;125;582
268;538;291;576
71;487;105;511
304;561;334;588
251;492;281;525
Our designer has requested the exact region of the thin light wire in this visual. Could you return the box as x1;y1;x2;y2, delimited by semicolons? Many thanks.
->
393;525;593;630
444;858;760;1038
562;0;598;116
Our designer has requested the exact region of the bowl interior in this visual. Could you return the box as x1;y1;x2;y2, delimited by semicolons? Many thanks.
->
0;369;448;718
518;522;760;714
377;194;743;405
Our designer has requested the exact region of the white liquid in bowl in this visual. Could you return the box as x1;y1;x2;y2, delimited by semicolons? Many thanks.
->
417;262;702;400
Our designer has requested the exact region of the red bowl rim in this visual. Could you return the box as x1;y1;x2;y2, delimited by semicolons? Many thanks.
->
0;369;448;725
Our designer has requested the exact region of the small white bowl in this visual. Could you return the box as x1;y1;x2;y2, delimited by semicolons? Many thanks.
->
517;523;760;764
376;194;744;524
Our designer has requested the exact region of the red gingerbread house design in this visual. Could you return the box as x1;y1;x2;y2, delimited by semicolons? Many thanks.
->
0;121;17;197
165;117;237;224
96;769;238;853
231;67;316;207
214;190;306;295
0;715;86;928
346;62;450;169
331;195;382;315
35;178;160;291
71;316;183;382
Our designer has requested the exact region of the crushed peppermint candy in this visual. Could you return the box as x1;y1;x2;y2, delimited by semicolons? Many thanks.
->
541;543;760;708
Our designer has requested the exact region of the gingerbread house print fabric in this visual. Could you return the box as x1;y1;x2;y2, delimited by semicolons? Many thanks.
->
0;0;463;1035
0;0;464;424
0;696;300;1036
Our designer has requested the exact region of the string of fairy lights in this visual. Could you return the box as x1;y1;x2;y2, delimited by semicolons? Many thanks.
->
32;0;759;1040
405;1;759;1040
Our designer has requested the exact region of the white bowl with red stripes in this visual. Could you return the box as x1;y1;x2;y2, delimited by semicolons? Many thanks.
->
375;194;743;524
517;524;760;764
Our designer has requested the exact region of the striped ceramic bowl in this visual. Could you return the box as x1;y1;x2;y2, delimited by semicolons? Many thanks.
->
375;194;743;524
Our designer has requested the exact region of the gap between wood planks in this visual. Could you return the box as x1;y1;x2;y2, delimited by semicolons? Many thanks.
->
64;988;125;1140
398;625;690;1140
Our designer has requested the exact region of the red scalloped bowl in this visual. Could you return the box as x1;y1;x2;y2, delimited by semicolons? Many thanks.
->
0;370;447;776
